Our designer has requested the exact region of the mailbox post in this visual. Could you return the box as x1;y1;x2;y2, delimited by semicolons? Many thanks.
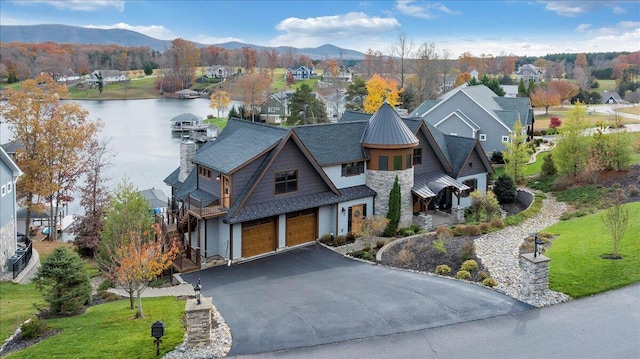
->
151;321;165;356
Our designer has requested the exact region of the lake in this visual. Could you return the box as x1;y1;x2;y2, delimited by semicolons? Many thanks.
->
1;97;240;216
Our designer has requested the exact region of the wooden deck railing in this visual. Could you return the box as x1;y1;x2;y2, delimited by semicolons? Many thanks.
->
184;195;230;218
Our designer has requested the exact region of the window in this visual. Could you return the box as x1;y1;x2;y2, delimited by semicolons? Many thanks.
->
502;136;509;143
394;156;402;170
6;182;11;193
406;154;412;169
450;133;458;136
379;156;388;171
1;185;5;197
413;148;422;165
468;162;473;169
463;178;478;193
198;166;211;179
341;162;364;176
275;169;298;194
479;134;487;141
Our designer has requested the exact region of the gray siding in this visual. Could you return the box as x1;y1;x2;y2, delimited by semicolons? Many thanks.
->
458;150;487;177
0;162;13;228
232;152;267;201
437;116;475;138
424;91;509;153
413;131;445;175
197;165;220;195
245;140;331;205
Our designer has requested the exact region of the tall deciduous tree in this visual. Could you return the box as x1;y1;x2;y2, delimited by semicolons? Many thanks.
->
210;90;231;118
555;103;589;177
530;87;561;115
171;38;200;89
408;42;440;103
0;74;100;241
503;120;530;184
548;80;579;106
237;70;271;121
97;179;155;310
364;74;401;113
390;32;413;89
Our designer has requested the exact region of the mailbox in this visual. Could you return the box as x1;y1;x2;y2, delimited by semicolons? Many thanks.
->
151;321;165;339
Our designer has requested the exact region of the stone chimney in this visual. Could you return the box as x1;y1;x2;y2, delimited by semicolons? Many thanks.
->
179;138;196;182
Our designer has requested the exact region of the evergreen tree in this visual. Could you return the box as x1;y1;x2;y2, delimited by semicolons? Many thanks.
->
527;78;536;96
228;105;239;120
518;78;528;97
493;174;516;204
541;153;557;176
35;247;92;316
503;120;530;184
287;84;327;125
384;176;401;237
345;76;367;112
143;62;153;76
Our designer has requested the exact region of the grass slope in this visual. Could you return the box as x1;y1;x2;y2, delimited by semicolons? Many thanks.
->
545;202;640;298
5;296;185;358
0;283;44;341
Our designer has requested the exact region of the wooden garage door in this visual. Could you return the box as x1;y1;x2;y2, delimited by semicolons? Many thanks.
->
286;209;317;247
242;217;276;258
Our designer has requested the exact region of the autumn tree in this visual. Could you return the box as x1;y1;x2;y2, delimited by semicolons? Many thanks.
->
110;225;178;318
548;80;579;107
345;76;367;111
554;103;590;177
457;51;477;73
73;139;113;256
503;120;530;184
287;84;327;125
237;70;272;121
35;247;92;316
575;53;588;68
454;73;472;88
171;38;200;89
530;87;561;115
601;190;629;259
0;74;100;241
210;90;231;118
97;179;156;310
364;74;401;113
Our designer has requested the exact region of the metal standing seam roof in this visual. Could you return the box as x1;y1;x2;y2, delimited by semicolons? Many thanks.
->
361;102;418;147
412;171;470;199
226;185;377;223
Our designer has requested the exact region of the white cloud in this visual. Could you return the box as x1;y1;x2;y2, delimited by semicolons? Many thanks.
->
84;23;176;40
575;24;591;32
275;12;399;36
539;1;632;17
395;0;460;19
14;0;125;12
612;6;626;14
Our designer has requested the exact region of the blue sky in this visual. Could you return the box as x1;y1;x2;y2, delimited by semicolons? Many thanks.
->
1;0;638;57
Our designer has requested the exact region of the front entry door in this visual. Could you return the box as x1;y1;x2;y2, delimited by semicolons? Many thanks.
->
350;204;364;234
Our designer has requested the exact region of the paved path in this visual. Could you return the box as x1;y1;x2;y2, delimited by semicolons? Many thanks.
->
181;245;531;356
239;283;640;359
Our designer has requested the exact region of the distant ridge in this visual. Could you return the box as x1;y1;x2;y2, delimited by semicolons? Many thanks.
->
0;24;365;60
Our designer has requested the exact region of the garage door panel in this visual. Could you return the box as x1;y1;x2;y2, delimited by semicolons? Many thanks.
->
286;209;317;247
242;218;276;258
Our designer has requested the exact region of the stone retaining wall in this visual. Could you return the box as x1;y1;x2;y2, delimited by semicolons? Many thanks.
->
516;189;535;210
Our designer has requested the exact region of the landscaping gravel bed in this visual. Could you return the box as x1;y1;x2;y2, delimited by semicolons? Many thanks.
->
474;193;572;307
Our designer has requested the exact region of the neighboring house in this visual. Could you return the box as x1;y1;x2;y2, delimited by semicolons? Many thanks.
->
164;103;492;269
87;70;127;86
259;96;287;124
501;85;519;98
205;66;229;79
322;90;347;122
1;147;22;271
285;66;315;81
601;91;625;104
438;74;457;93
410;85;534;153
323;65;353;83
515;64;545;83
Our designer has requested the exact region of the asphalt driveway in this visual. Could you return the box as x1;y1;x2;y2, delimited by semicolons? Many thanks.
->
182;244;531;356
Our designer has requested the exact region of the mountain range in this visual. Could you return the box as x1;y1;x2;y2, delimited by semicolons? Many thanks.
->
0;24;365;60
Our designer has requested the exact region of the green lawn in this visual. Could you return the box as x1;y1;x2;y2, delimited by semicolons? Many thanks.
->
544;202;640;298
5;296;186;358
203;117;229;130
492;151;550;179
67;76;161;100
0;282;45;342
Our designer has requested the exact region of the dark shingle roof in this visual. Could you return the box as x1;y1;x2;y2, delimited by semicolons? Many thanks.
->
339;110;371;123
361;102;418;147
444;135;477;175
192;119;288;173
409;100;440;117
171;113;200;123
226;185;377;223
294;122;368;165
494;97;533;127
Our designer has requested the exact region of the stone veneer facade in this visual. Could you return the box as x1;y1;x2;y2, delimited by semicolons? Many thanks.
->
366;168;414;227
0;222;17;271
519;253;550;296
185;296;214;347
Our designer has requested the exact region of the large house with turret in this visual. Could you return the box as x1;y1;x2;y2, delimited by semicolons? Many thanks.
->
164;103;493;270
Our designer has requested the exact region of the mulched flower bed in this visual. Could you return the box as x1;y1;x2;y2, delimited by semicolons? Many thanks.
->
379;233;487;282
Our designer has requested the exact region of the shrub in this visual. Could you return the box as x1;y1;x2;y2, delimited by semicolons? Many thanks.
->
490;218;505;229
19;317;50;340
320;233;333;245
334;235;347;246
477;271;490;281
397;249;415;264
349;250;375;262
483;278;498;287
410;225;422;233
628;184;639;197
452;225;467;236
359;215;389;238
97;278;114;292
455;270;471;280
552;176;572;191
384;175;402;237
493;174;516;204
460;239;475;261
346;232;357;242
96;290;123;302
542;153;557;176
461;259;478;272
435;226;453;241
363;244;372;252
435;264;451;275
375;240;387;249
432;239;447;254
491;150;505;164
463;225;482;236
480;222;492;233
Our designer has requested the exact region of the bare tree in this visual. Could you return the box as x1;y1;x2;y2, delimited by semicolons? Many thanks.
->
389;32;413;89
601;190;629;259
410;42;440;102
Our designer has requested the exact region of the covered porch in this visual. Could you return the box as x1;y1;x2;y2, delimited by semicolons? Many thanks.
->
412;171;471;230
